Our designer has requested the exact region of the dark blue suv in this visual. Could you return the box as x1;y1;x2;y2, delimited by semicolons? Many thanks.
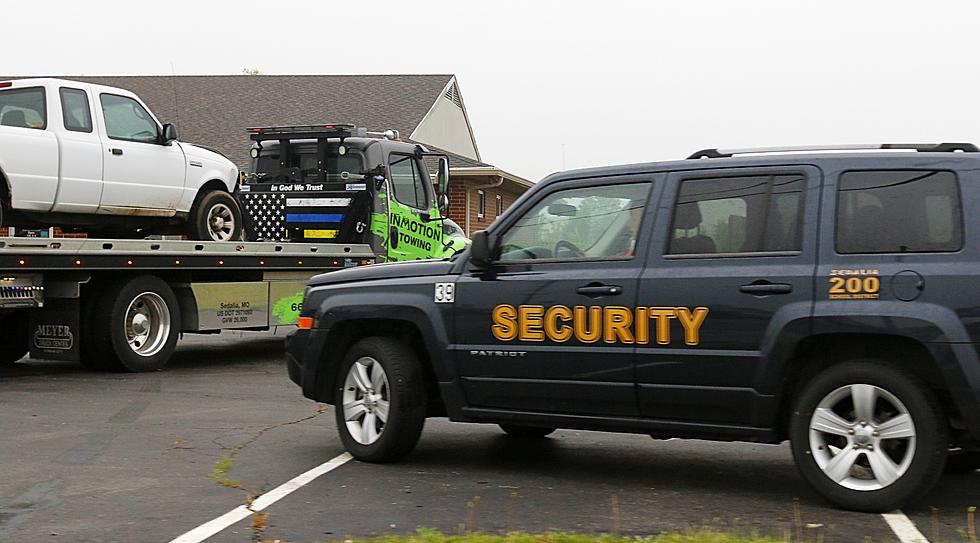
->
287;143;980;512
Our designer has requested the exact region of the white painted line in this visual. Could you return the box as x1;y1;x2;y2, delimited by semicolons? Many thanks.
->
168;452;353;543
882;510;930;543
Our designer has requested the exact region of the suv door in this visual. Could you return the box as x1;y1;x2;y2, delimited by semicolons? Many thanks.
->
453;176;657;417
385;154;441;261
97;93;185;212
636;166;819;429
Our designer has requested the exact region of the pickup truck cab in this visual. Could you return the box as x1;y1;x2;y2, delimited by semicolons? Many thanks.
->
0;78;242;240
288;143;980;513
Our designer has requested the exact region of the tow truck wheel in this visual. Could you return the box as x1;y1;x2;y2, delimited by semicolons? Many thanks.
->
499;424;556;438
334;337;426;463
789;360;947;512
0;310;30;365
90;276;180;372
189;190;243;242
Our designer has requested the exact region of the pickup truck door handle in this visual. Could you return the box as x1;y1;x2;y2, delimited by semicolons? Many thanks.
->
739;282;793;295
110;148;123;156
576;284;623;298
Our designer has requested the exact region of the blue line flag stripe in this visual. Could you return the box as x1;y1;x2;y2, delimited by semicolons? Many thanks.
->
285;213;345;223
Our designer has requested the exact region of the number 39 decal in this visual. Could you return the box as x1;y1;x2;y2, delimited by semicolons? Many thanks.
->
828;269;880;300
434;283;455;303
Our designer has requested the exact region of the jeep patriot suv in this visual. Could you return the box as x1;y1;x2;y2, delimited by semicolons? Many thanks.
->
286;143;980;512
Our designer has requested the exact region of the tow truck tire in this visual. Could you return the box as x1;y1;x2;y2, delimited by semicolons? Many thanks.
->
0;310;29;365
334;336;426;463
945;451;980;473
188;190;243;242
789;360;947;513
90;276;180;372
499;424;556;438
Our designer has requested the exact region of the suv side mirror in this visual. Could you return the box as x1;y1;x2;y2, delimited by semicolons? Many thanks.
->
161;123;178;144
436;157;450;196
470;230;498;268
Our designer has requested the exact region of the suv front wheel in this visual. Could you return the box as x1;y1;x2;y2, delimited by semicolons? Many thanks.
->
790;360;947;512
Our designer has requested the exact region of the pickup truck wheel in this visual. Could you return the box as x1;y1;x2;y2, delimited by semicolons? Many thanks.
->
0;310;29;365
334;337;426;463
90;276;180;372
499;424;556;438
790;360;947;512
945;450;980;473
189;191;242;242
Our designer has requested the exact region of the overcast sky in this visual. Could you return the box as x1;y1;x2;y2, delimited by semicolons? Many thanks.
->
6;0;980;181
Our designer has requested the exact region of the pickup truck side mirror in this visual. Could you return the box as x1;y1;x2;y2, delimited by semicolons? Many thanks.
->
161;123;178;145
470;230;499;268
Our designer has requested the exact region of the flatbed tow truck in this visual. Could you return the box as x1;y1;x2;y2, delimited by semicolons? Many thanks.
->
0;124;453;372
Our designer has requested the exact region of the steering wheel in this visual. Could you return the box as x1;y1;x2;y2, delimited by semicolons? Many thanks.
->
554;240;585;258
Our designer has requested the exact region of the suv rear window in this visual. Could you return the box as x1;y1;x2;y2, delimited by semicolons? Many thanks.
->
836;170;962;253
0;87;46;129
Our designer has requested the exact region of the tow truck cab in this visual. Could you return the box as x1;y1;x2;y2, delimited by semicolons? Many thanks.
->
241;125;456;262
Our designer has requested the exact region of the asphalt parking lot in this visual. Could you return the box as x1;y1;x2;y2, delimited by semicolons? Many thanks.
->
1;331;977;543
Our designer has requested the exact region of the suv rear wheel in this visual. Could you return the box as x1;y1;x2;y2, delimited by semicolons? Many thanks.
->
334;337;426;462
188;190;242;242
790;360;947;512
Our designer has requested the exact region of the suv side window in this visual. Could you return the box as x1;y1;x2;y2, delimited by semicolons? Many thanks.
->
499;182;650;261
389;155;428;209
0;87;46;129
99;93;159;143
836;170;962;253
668;174;804;255
60;88;92;133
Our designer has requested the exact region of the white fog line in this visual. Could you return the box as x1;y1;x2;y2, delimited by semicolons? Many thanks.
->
882;510;930;543
168;452;354;543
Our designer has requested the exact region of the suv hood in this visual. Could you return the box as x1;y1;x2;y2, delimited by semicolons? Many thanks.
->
309;259;455;287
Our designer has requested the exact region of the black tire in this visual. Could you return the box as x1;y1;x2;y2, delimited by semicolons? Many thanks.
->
188;190;242;242
789;359;947;512
945;451;980;474
0;310;29;365
88;276;180;372
334;336;426;463
499;424;556;438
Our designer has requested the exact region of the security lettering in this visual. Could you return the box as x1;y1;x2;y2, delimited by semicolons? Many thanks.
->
491;304;709;346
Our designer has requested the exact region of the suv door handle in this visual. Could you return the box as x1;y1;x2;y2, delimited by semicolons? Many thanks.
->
576;284;623;297
739;282;793;295
110;148;123;156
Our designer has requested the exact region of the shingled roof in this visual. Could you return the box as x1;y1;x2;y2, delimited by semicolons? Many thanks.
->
34;74;489;171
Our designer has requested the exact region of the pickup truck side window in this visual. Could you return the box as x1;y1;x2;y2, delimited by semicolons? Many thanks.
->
0;87;46;130
99;93;159;143
388;154;428;209
668;174;804;256
60;88;92;133
498;182;651;261
836;170;962;253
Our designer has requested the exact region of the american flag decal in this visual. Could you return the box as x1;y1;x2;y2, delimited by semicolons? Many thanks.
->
241;192;288;241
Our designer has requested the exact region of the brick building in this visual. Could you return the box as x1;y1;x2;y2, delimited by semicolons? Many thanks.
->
22;74;531;236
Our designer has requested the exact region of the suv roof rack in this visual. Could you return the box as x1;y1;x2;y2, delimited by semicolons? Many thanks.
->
687;142;980;160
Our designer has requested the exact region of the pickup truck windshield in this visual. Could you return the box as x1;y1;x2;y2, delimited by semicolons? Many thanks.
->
0;87;46;129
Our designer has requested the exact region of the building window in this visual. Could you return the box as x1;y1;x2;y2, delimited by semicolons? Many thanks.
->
496;194;503;216
478;190;486;219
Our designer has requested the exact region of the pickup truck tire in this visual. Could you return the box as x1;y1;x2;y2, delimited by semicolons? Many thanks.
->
789;359;947;513
945;451;980;473
499;424;556;438
0;310;29;365
334;337;426;463
89;276;180;372
189;190;243;242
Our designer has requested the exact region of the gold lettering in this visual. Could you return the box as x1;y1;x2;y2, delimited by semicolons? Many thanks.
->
491;304;518;341
674;307;709;346
519;305;545;341
604;306;634;343
648;307;676;345
573;305;602;343
545;305;573;342
634;307;649;344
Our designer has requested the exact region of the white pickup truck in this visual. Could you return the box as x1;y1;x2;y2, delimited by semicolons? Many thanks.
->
0;78;242;241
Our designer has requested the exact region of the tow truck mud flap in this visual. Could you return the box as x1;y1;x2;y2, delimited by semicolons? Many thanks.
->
29;298;80;361
191;282;269;330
